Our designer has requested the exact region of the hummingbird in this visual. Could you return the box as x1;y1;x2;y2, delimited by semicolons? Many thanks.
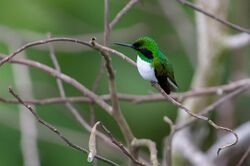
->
115;36;178;94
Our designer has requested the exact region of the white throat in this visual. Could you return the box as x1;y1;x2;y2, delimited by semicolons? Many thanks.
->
136;56;157;82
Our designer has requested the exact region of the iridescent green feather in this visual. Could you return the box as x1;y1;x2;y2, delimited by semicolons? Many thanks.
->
153;50;178;93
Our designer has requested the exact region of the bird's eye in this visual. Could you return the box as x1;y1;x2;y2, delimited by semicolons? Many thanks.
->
139;48;153;59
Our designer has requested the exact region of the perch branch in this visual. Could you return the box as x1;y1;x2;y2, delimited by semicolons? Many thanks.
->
0;38;91;67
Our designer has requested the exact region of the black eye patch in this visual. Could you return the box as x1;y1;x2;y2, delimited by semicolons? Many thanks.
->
138;48;153;59
132;41;143;48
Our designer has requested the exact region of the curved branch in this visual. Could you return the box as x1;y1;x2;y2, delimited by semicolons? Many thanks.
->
3;57;112;114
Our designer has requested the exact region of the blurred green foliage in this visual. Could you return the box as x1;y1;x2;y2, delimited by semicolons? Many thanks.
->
0;0;249;165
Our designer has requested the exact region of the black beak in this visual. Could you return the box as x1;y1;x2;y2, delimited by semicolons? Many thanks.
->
113;42;134;48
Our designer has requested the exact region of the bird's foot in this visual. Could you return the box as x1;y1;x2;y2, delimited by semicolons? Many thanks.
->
150;81;157;87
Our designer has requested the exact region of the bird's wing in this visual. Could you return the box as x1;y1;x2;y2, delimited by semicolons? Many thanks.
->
165;62;178;90
154;58;178;94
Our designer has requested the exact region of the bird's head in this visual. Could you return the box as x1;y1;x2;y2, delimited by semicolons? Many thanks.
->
114;36;159;62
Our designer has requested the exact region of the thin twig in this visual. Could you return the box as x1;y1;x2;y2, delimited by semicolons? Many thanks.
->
8;87;119;166
0;37;136;67
0;38;91;67
152;82;238;154
176;0;250;34
110;0;140;29
177;86;250;130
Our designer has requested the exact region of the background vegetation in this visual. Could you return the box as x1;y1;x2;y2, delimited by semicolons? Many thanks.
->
0;0;249;165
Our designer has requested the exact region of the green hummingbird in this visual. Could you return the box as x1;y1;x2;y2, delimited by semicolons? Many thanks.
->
115;36;178;94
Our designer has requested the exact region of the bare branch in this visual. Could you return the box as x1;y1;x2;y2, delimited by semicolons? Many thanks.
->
0;37;135;69
91;39;136;66
152;82;238;154
176;0;250;34
177;85;250;130
8;87;119;166
0;38;91;67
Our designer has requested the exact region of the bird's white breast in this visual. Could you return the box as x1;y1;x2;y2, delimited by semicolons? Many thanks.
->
136;56;158;82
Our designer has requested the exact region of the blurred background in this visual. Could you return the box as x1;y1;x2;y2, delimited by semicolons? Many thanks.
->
0;0;249;165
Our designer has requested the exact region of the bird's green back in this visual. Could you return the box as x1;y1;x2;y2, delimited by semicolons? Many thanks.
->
153;50;177;87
